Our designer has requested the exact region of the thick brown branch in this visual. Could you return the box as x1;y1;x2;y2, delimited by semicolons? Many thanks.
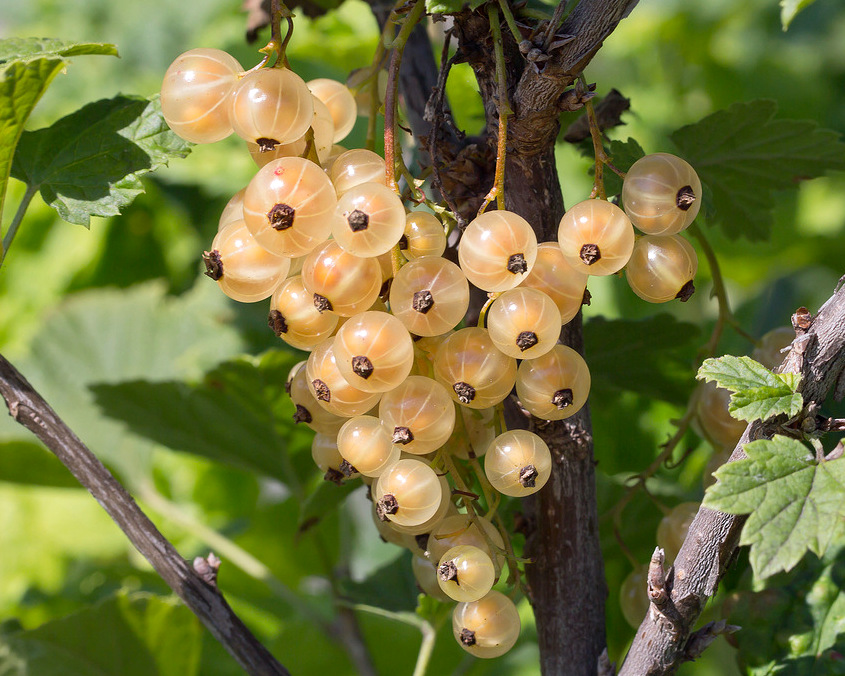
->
618;280;845;675
0;354;290;676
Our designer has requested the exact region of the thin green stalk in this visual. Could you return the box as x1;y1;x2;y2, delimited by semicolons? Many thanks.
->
413;620;437;676
1;186;37;268
497;0;524;44
385;0;426;49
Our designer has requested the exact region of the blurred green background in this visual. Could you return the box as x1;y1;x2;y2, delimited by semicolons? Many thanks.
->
1;0;844;673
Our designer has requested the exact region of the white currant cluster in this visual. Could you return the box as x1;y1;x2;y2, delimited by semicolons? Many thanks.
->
161;41;704;658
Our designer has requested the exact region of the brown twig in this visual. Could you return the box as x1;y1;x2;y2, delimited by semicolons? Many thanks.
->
0;354;290;676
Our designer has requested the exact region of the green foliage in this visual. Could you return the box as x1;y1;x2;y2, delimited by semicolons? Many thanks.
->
0;38;117;229
424;0;486;14
11;95;190;226
603;137;645;198
339;551;420;612
729;545;845;674
90;350;310;484
298;477;359;533
0;440;79;488
671;100;845;241
704;436;845;578
781;0;819;29
585;314;700;403
697;355;803;422
0;591;202;676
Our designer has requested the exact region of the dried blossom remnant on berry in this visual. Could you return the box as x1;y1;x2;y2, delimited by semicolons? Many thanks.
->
580;243;601;265
376;493;399;521
339;459;358;477
268;309;288;336
398;234;409;250
293;404;312;424
519;464;539;487
346;209;370;232
676;280;695;302
202;250;223;280
256;137;279;152
453;381;476;404
516;331;538;352
412;289;435;314
324;468;344;485
676;185;696;211
552;388;573;409
507;253;528;274
415;533;429;552
459;628;476;646
312;379;331;402
582;288;592;306
313;293;333;313
267;203;296;230
438;560;459;582
393;426;414;444
351;355;374;379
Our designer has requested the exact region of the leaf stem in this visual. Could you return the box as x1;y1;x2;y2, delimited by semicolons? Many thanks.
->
0;185;37;269
497;0;524;44
412;619;437;676
580;74;608;200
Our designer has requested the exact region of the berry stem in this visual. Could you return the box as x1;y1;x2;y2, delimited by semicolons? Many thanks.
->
497;0;524;44
0;185;37;269
478;4;512;216
269;0;295;68
580;74;608;200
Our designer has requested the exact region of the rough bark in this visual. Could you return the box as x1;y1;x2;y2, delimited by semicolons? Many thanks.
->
619;281;845;675
0;354;289;676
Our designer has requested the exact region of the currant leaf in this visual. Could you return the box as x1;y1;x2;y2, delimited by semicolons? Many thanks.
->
781;0;818;29
704;435;845;578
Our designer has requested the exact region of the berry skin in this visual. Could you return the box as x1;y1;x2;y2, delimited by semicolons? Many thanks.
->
336;415;400;477
390;257;470;337
519;242;588;325
311;433;358;482
656;501;699;562
452;590;521;658
243;157;337;258
428;514;505;573
515;345;591;420
695;380;746;450
301;240;382;317
288;362;346;435
437;545;497;603
269;276;339;351
332;311;414;393
229;67;314;148
558;199;635;276
378;375;456;455
374;458;445;528
305;338;382;417
483;430;552;497
402;211;447;260
458;211;538;292
625;234;697;303
433;327;518;409
203;220;289;303
330;149;387;197
332;183;406;257
751;326;794;370
486;287;562;360
307;78;358;143
620;565;649;628
160;48;242;144
622;153;702;235
412;556;453;602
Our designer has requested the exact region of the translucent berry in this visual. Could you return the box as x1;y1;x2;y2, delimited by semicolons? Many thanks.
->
457;407;496;460
288;362;346;435
401;211;447;260
331;149;387;197
626;234;697;303
378;375;456;454
519;242;588;325
620;565;649;628
307;78;357;143
452;590;520;658
515;344;590;420
332;183;406;257
458;210;538;292
312;433;357;483
695;380;746;449
306;338;382;417
428;514;505;573
229;67;314;148
558;199;634;276
484;430;552;497
487;287;562;359
218;188;245;231
390;257;470;337
269;276;339;350
336;415;400;477
243;157;337;258
434;328;517;409
301;240;382;317
412;556;452;602
332;311;414;393
622;153;702;235
438;545;496;603
203;220;289;303
752;326;794;370
656;501;698;562
160;48;242;144
374;458;445;527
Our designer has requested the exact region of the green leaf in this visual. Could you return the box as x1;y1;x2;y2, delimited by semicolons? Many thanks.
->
584;314;700;403
697;355;803;422
0;39;117;231
0;591;202;676
425;0;486;14
604;137;645;197
90;351;313;484
0;440;79;488
704;435;845;578
781;0;817;29
11;95;190;226
339;551;420;613
298;478;359;534
671;100;845;240
729;545;845;675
